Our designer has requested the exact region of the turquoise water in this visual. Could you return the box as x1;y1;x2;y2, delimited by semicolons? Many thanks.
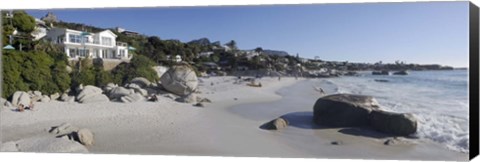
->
318;70;469;153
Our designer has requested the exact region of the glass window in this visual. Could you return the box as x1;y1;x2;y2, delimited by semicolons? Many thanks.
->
69;48;76;58
68;34;85;43
101;37;112;46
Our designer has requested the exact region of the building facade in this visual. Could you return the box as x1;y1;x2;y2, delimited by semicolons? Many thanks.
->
44;28;130;60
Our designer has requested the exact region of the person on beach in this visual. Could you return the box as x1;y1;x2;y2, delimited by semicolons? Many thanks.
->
147;95;158;102
278;76;281;81
17;101;35;112
17;104;25;112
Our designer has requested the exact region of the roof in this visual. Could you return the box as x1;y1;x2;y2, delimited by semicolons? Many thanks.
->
98;30;118;38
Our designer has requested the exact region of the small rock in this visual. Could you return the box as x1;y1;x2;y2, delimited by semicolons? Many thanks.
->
234;98;238;101
384;139;396;145
4;101;13;107
76;129;94;146
40;95;51;103
199;98;212;103
50;93;60;100
33;91;42;97
175;93;197;103
193;103;204;107
261;118;289;130
331;141;343;145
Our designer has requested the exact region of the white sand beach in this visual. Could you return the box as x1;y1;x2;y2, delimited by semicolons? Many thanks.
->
0;77;468;161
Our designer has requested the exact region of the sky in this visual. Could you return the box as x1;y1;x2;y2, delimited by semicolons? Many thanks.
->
27;2;469;67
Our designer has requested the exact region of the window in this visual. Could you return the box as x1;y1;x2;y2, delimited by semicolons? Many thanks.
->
101;37;112;46
69;48;76;58
68;34;88;43
119;49;125;57
93;37;100;44
78;49;89;57
69;34;81;43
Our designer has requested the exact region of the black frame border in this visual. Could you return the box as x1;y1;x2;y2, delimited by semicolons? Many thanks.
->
470;1;479;160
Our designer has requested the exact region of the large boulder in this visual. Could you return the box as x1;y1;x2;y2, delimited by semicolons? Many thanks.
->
369;110;417;136
11;91;31;107
79;94;109;103
159;63;198;96
76;85;109;103
103;83;118;93
15;136;88;153
128;83;148;97
108;87;133;99
131;77;151;88
0;141;19;152
313;94;380;127
76;85;102;101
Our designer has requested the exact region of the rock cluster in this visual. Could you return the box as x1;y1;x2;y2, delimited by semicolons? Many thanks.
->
49;123;95;147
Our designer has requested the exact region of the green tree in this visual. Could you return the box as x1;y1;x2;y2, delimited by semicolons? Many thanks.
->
254;47;263;53
12;10;35;33
2;51;29;98
111;54;158;85
225;40;237;50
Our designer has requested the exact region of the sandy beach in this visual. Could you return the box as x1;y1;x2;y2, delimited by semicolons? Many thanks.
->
0;76;468;161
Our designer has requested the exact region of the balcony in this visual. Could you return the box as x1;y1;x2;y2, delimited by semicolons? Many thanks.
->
116;42;128;47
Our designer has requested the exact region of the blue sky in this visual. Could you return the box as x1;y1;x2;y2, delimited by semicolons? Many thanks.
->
27;2;469;67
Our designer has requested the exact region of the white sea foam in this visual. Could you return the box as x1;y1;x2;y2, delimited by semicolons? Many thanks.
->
318;70;469;153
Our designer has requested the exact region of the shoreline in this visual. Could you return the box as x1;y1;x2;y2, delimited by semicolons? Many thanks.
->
0;76;468;161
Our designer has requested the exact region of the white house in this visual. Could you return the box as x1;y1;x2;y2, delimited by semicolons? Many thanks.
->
197;51;214;58
44;28;130;60
31;18;49;40
243;50;260;60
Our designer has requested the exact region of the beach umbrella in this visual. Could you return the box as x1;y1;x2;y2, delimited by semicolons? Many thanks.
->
3;45;15;50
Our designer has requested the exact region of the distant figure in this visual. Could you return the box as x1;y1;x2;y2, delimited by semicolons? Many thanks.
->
314;86;326;96
18;101;35;112
17;104;25;112
278;76;281;81
148;95;158;102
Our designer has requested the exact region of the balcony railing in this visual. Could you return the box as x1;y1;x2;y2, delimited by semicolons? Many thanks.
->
116;42;128;47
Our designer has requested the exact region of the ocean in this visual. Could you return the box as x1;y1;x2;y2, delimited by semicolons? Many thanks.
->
317;70;469;153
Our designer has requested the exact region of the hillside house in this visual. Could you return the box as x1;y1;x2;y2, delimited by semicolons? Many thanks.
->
44;28;130;60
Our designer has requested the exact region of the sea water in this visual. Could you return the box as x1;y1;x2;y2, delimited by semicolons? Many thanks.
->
317;70;469;153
